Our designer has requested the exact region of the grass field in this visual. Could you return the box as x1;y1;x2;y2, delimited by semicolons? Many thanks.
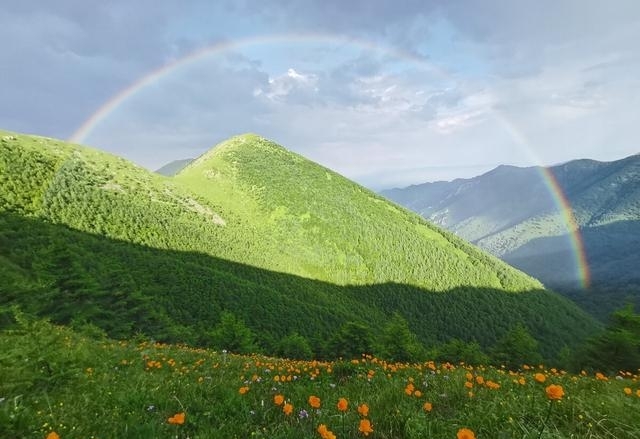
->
2;316;638;439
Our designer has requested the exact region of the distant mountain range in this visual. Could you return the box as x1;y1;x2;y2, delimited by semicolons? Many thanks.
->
381;154;640;318
156;158;193;176
0;129;598;359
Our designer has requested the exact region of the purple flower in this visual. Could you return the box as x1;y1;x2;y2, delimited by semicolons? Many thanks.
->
298;409;309;419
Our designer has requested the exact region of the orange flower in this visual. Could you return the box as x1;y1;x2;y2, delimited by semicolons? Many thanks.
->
337;397;348;412
405;383;415;395
457;427;476;439
414;390;422;398
546;384;565;400
46;433;60;439
624;387;632;395
423;401;433;412
475;376;484;385
317;424;336;439
595;372;608;381
518;377;526;385
239;386;250;394
464;381;473;389
283;402;293;415
167;412;186;425
534;373;546;383
359;419;374;436
357;403;369;417
309;395;321;409
274;394;285;405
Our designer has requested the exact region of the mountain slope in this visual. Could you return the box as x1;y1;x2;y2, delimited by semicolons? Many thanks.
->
173;134;543;291
0;130;598;356
155;158;193;176
381;155;640;316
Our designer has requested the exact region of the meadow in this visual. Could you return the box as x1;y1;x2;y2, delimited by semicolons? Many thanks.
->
2;315;638;439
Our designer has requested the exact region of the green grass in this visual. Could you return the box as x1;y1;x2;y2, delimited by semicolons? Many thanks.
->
2;318;638;439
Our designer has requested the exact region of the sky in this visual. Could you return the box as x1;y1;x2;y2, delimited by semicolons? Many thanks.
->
1;1;639;189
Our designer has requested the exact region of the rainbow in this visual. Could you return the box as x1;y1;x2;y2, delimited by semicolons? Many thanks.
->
539;167;591;288
69;32;591;288
69;33;444;144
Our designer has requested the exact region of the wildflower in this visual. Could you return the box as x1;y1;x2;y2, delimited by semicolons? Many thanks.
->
359;419;374;436
423;402;433;412
283;403;294;415
546;384;565;400
318;424;336;439
337;397;348;412
299;409;309;419
309;395;321;409
46;433;60;439
239;386;250;395
475;376;484;385
414;390;422;398
405;383;415;395
624;387;632;395
534;373;546;383
595;372;608;381
464;381;473;389
357;403;369;417
167;412;186;425
518;377;526;385
274;394;284;405
457;427;476;439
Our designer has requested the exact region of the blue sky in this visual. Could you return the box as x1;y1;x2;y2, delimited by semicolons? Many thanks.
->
1;1;639;188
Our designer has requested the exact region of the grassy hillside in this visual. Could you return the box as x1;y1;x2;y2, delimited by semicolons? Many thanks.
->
174;134;542;290
2;318;638;439
0;129;599;358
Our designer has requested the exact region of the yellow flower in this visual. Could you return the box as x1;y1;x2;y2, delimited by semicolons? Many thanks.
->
309;395;321;409
414;390;422;398
359;419;374;436
274;394;284;405
46;433;60;439
623;387;632;395
518;377;526;385
167;412;186;425
283;402;293;415
546;384;565;400
423;401;433;412
534;373;546;383
457;427;476;439
337;397;348;412
357;403;369;417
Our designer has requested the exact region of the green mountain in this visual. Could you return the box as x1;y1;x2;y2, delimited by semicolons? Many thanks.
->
381;155;640;318
155;158;193;176
0;130;598;358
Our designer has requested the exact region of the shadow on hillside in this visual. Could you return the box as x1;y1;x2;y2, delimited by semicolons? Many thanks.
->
0;211;599;358
503;219;640;318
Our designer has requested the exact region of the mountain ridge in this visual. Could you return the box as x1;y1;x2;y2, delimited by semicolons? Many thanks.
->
381;153;640;317
0;129;599;357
